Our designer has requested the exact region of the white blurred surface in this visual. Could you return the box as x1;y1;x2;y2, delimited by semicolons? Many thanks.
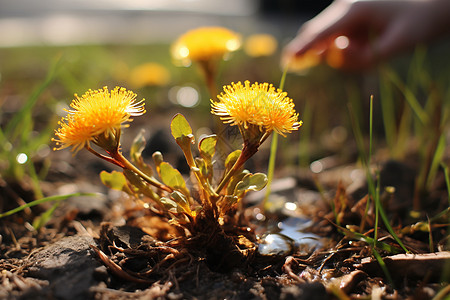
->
0;0;270;47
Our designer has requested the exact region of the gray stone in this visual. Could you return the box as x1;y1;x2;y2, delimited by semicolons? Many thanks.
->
23;235;101;300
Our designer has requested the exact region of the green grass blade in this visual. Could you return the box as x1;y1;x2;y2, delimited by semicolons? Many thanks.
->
372;248;395;287
382;67;428;125
264;132;278;206
347;103;373;194
348;100;409;253
0;192;97;218
369;96;374;164
4;55;62;141
376;197;409;253
26;157;44;199
395;105;412;157
442;163;450;206
336;224;403;254
374;173;380;242
379;74;396;153
369;96;380;243
32;201;61;230
263;67;288;206
426;135;446;190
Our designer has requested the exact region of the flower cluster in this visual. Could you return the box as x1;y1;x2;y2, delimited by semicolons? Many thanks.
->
53;86;145;153
211;81;302;136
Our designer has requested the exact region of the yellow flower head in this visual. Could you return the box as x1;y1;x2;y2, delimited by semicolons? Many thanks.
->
53;86;145;153
211;81;302;136
171;26;241;66
244;33;278;57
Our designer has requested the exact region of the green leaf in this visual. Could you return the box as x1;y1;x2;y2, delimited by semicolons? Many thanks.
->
198;135;217;162
234;173;268;197
160;197;185;214
130;129;146;162
130;129;153;176
170;114;195;159
170;191;191;214
159;162;189;197
171;113;193;140
227;169;249;195
122;170;160;200
100;170;132;194
225;150;241;170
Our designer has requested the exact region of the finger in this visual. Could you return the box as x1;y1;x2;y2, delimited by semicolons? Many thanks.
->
371;18;412;62
325;39;376;71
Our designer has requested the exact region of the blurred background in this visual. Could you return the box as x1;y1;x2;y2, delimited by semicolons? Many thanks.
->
0;0;449;201
0;0;332;47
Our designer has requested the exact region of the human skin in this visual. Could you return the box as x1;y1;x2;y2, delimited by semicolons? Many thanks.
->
282;0;450;70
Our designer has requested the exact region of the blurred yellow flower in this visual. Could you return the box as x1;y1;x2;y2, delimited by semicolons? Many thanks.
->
171;26;241;66
211;81;301;136
129;62;171;88
244;33;278;57
53;87;145;152
283;49;322;73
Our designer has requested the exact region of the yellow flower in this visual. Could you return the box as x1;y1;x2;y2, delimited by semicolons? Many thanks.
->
244;34;278;57
171;26;241;66
53;86;145;152
129;62;171;88
283;49;322;73
211;81;302;136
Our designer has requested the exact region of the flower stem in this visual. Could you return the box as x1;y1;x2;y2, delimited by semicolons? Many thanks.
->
263;132;278;206
114;152;173;193
215;142;258;195
86;145;172;193
86;146;125;168
181;141;218;198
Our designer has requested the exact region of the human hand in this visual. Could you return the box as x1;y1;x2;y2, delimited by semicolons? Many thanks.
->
282;0;450;71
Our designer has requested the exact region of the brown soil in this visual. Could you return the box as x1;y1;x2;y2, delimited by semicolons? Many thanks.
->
1;153;449;300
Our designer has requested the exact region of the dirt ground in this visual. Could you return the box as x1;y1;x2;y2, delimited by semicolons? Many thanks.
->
1;147;449;300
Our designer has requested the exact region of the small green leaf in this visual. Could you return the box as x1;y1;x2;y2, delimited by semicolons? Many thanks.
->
171;114;195;157
227;169;249;195
152;151;164;174
234;173;268;197
170;191;191;214
159;162;189;197
130;129;153;176
225;150;241;170
195;157;214;181
130;129;146;163
198;135;217;161
122;170;160;200
100;170;132;193
160;197;185;214
171;113;193;140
